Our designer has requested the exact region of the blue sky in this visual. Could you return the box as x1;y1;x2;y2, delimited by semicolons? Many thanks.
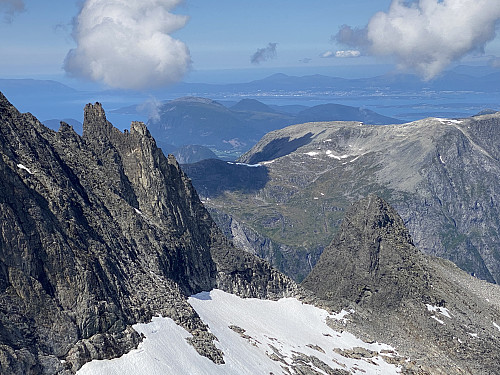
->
175;1;388;68
1;0;500;87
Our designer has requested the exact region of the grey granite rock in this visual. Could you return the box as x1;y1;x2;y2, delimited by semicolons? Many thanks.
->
0;93;298;374
303;195;500;374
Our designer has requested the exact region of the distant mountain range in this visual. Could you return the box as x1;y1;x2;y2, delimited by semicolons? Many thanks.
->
146;96;402;158
1;65;499;127
167;69;500;94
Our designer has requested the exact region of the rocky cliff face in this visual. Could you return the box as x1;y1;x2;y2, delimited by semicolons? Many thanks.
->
303;195;500;375
302;195;430;308
207;207;322;282
188;116;500;284
0;93;298;374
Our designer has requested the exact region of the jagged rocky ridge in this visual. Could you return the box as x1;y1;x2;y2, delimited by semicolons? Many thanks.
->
303;195;500;374
0;93;298;374
186;115;500;284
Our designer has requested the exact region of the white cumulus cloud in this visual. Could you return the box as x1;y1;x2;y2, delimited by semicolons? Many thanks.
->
64;0;191;90
321;50;361;58
335;50;361;58
335;0;500;80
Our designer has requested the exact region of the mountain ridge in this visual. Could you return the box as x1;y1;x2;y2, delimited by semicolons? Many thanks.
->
185;114;500;284
0;92;299;374
146;96;402;159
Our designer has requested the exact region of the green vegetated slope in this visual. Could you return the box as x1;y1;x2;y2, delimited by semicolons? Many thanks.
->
185;114;500;283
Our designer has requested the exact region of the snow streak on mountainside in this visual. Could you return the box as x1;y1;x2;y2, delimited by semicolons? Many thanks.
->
78;290;402;375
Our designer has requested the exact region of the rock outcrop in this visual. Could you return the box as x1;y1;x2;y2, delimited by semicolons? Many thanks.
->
0;93;298;374
303;195;500;374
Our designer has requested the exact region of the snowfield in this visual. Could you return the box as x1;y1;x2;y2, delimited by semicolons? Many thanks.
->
77;290;402;375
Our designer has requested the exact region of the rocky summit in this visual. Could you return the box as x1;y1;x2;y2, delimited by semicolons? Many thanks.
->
0;92;297;374
303;195;500;374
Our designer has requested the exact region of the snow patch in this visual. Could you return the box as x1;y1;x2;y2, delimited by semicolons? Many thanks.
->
435;118;463;125
431;316;445;325
493;322;500;332
468;332;478;338
189;290;401;375
17;163;33;174
305;149;356;161
79;290;402;375
331;309;355;324
227;162;262;168
439;155;445;164
426;304;452;319
261;160;275;165
78;316;225;375
327;152;351;160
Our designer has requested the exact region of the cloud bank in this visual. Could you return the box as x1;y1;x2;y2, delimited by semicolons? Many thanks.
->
321;50;361;58
64;0;191;90
0;0;25;22
251;43;278;64
335;0;500;80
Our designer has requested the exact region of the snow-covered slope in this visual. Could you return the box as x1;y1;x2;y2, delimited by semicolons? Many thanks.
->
78;290;402;375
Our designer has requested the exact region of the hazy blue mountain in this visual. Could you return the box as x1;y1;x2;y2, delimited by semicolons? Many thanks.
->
268;104;309;115
147;97;401;158
0;79;77;96
230;98;277;113
172;144;219;164
296;103;404;125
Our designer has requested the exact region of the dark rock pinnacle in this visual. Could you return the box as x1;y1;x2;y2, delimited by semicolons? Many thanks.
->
303;194;431;309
